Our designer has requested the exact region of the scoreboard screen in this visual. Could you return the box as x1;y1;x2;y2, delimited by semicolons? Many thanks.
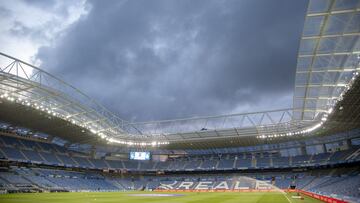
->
129;152;150;160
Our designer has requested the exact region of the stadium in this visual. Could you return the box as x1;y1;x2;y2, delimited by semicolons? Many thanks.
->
0;0;360;203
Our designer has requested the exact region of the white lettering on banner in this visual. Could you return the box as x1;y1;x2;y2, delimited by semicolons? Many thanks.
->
195;181;213;190
159;180;270;190
177;182;194;189
213;181;229;190
158;181;177;190
234;181;250;189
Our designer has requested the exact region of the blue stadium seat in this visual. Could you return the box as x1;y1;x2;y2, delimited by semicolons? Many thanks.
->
72;156;94;168
106;160;124;169
235;158;252;168
292;155;310;166
39;151;61;164
2;146;26;160
123;160;138;170
272;156;290;167
184;160;201;170
201;159;218;169
139;161;156;170
256;157;270;168
217;158;234;169
1;136;21;146
57;154;77;166
20;139;40;150
21;149;44;162
90;159;109;169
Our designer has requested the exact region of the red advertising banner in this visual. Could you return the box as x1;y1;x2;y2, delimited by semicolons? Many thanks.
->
295;190;348;203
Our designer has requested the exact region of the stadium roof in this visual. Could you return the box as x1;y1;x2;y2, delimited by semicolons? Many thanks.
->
0;0;359;149
294;0;360;120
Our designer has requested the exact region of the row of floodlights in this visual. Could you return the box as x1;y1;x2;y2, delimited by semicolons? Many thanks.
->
256;121;324;139
257;70;359;139
105;137;169;146
0;93;170;146
1;94;51;114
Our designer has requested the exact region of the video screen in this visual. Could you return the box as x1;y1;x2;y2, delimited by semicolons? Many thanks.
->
129;152;151;160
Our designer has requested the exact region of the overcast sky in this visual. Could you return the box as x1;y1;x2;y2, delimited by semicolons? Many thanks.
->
0;0;308;122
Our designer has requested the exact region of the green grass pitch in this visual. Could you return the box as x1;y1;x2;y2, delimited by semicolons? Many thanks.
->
0;191;323;203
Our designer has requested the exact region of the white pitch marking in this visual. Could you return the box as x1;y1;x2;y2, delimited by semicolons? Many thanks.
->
284;193;293;203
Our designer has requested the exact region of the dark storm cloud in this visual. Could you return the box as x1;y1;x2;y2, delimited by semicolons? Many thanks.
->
0;6;11;17
37;0;308;121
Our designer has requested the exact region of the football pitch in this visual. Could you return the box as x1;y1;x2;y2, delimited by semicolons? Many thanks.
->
0;191;323;203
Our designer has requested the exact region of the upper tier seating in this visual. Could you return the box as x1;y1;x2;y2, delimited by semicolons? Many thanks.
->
272;156;290;167
168;159;187;170
1;136;22;146
122;160;138;170
72;156;94;168
139;161;156;170
91;159;109;168
1;134;360;172
184;160;201;170
21;149;44;162
156;161;171;170
311;153;331;165
106;160;123;169
2;146;26;160
57;154;77;166
217;158;234;169
20;139;41;150
292;155;311;166
200;159;218;169
39;152;61;164
256;157;270;168
235;158;252;168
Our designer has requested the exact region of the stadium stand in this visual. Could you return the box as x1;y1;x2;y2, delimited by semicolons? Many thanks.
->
105;160;122;169
56;154;77;166
73;156;94;168
1;146;26;160
255;155;271;168
122;160;139;170
291;155;310;166
38;152;61;165
217;156;234;169
272;156;290;168
235;156;253;169
91;159;109;169
1;133;360;171
0;129;360;202
21;150;43;163
200;158;218;170
183;160;199;170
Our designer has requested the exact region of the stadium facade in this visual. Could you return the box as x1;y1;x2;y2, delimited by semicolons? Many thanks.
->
0;0;360;202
